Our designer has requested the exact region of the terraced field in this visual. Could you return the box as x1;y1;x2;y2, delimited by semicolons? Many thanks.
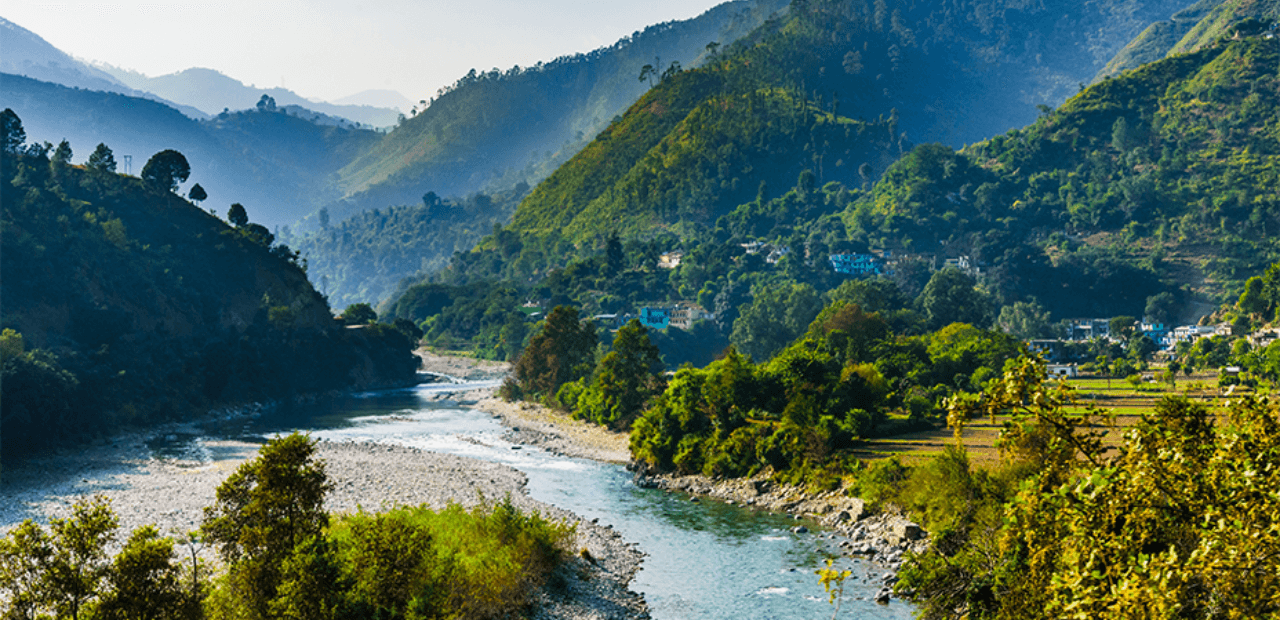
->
855;370;1249;469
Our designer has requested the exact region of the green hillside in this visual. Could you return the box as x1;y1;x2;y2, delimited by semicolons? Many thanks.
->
0;114;418;461
845;35;1280;317
1097;0;1278;78
438;0;1188;281
326;0;791;221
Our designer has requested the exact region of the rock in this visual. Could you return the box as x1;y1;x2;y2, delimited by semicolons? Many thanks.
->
895;522;924;541
792;525;809;534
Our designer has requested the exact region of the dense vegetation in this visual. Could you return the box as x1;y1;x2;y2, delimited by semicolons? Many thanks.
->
0;111;418;461
326;0;790;221
0;434;574;620
842;34;1280;316
279;186;529;308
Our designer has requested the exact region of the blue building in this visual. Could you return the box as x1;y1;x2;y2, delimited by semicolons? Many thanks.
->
829;253;882;276
639;307;671;330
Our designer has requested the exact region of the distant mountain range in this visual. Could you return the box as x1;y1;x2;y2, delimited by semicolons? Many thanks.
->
96;65;403;128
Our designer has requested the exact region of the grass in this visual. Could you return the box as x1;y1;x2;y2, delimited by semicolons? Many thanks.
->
855;370;1248;469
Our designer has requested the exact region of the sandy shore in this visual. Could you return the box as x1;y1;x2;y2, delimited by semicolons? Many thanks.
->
477;397;632;464
416;349;511;381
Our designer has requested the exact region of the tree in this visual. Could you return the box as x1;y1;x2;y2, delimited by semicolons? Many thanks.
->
51;140;72;168
86;143;117;173
256;94;277;112
603;231;624;277
202;433;331;617
0;520;54;618
730;283;823;362
1;108;24;154
140;149;190;192
45;495;119;620
188;183;207;205
341;303;377;325
576;319;664;429
513;306;597;400
1109;315;1137;339
996;300;1054;340
228;203;249;228
1144;292;1176;324
917;267;994;329
97;526;187;620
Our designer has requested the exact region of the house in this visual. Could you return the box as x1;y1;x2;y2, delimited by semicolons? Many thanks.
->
765;246;790;264
669;302;712;330
658;251;684;269
741;240;767;255
829;253;883;276
1027;340;1065;362
1171;324;1218;344
943;255;981;277
1140;322;1170;347
1047;363;1078;378
638;307;671;330
1066;319;1111;341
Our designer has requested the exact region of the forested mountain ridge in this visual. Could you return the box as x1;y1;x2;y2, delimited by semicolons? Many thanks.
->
843;33;1280;317
427;0;1188;286
324;0;791;224
0;118;418;461
0;74;380;227
1097;0;1279;78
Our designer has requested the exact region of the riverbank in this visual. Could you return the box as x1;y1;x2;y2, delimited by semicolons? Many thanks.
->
476;397;632;464
416;348;511;381
0;429;647;619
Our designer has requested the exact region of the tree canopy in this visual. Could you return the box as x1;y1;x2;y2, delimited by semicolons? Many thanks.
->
140;149;190;192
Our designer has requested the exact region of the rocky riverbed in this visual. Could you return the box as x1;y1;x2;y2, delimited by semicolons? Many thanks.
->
0;416;647;619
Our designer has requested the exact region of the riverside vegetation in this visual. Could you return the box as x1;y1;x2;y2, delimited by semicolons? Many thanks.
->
0;109;420;462
0;433;576;620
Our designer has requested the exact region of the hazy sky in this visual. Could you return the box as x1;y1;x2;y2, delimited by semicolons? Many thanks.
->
7;0;727;103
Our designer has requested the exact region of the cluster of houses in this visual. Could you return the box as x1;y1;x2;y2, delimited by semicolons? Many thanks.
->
827;250;983;278
589;301;714;331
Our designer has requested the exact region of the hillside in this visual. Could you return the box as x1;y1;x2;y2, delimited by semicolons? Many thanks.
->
0;74;379;227
323;0;791;222
447;0;1189;275
0;115;419;461
844;35;1280;318
1098;0;1278;77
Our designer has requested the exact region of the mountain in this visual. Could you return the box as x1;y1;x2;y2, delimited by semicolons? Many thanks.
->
322;0;792;224
0;121;419;460
1097;0;1279;78
0;16;209;119
0;73;379;227
841;33;1280;318
464;0;1193;271
96;65;403;128
332;89;413;112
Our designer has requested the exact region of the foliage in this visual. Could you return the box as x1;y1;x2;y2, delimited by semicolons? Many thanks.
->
140;149;191;193
572;319;665;429
1;133;417;460
340;303;377;325
511;306;598;401
201;433;331;615
899;354;1280;618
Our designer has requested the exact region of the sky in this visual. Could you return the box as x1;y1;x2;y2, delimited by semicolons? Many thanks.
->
6;0;728;104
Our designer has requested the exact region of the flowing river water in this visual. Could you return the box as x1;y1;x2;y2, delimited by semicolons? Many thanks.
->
152;379;917;620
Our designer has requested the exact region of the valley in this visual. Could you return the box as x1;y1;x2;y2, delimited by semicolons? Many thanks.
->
3;0;1280;617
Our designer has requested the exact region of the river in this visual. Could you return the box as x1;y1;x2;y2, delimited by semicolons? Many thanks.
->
154;379;917;620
